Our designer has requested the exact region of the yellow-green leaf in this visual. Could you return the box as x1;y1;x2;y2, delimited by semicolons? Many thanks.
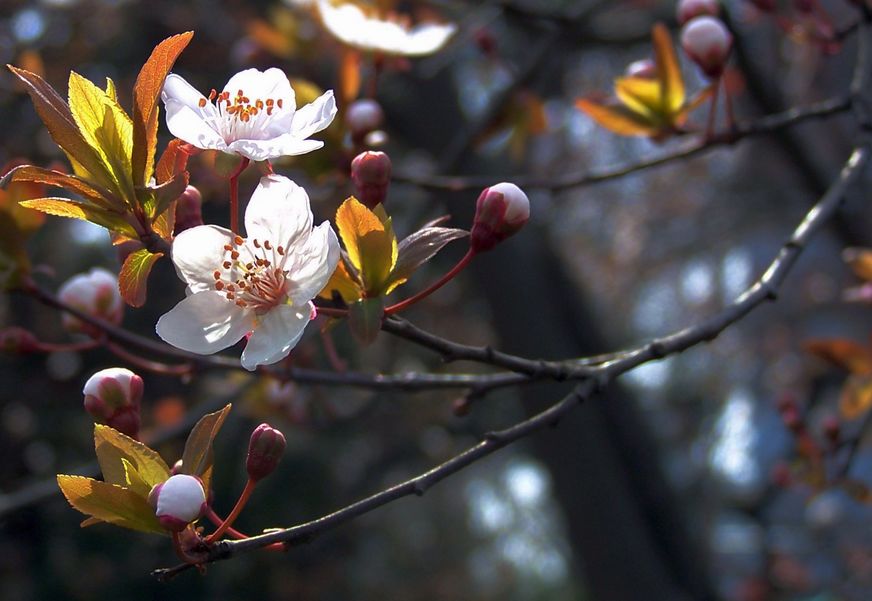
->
132;32;194;187
652;23;684;115
181;403;232;493
19;197;139;238
614;76;661;121
118;247;163;308
56;475;165;534
575;98;661;137
319;256;363;303
94;424;170;489
68;71;135;201
7;65;116;191
121;458;152;498
335;197;396;295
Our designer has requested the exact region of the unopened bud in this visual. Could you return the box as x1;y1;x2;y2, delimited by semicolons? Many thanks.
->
681;16;733;78
351;151;392;209
150;474;206;532
0;327;40;354
246;423;286;481
470;182;530;253
677;0;720;25
173;185;204;235
58;268;123;338
625;59;657;79
346;99;384;143
82;367;143;438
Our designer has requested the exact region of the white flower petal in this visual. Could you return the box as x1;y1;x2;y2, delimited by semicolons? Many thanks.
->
285;222;339;306
290;90;337;140
268;136;325;157
240;304;311;370
164;101;227;151
244;175;313;249
156;291;254;354
171;225;235;293
162;74;214;116
223;68;296;106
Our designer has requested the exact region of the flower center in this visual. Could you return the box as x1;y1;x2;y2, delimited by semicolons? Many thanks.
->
211;235;290;313
197;88;288;141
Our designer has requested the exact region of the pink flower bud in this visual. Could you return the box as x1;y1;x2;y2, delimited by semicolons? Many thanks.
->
625;59;657;79
246;423;286;482
58;268;123;337
351;151;392;209
151;474;206;532
470;182;530;253
346;99;384;143
0;327;40;354
82;367;143;438
681;16;733;78
173;185;204;235
677;0;720;25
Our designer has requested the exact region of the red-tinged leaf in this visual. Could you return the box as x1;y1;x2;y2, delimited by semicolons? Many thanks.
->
6;65;114;190
340;48;362;106
843;247;872;282
118;247;163;307
2;164;120;210
804;339;872;375
151;201;176;240
575;98;662;137
140;171;188;221
155;138;189;185
18;197;140;238
131;32;194;187
840;374;872;420
652;22;684;114
94;424;170;489
386;226;468;295
56;475;165;534
349;297;384;346
181;404;232;493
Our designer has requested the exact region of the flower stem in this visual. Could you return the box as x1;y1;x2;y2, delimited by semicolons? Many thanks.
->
204;506;284;551
105;340;193;376
33;340;100;353
228;157;250;235
205;478;255;543
704;78;720;141
384;249;475;315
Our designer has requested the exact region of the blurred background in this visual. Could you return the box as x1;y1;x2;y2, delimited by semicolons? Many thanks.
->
1;0;872;599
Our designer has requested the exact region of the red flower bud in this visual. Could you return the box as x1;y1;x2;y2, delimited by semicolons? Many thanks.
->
58;268;123;338
150;474;206;532
346;99;384;143
351;151;392;209
681;16;733;79
246;423;286;481
677;0;720;25
0;327;40;354
82;367;143;438
173;185;204;235
470;182;530;253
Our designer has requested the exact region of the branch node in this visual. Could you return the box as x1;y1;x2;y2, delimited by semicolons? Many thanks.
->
648;340;667;359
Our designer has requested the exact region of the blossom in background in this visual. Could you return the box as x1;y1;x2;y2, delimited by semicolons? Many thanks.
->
161;68;337;161
315;0;456;57
156;175;339;370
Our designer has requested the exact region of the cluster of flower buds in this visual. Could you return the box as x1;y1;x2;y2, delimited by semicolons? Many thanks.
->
148;474;207;532
346;99;385;146
173;185;205;235
82;367;143;438
677;1;732;79
470;182;530;254
351;150;392;209
58;268;123;338
246;423;286;482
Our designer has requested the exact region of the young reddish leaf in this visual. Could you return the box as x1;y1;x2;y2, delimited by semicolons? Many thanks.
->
18;197;140;238
349;297;384;346
843;248;872;282
131;32;194;187
155;138;189;185
340;48;362;106
141;171;188;221
652;23;685;114
181;403;232;493
6;66;115;191
67;71;135;201
335;197;397;295
56;475;165;534
94;424;170;489
840;374;872;420
151;201;176;240
118;247;163;308
3;164;120;210
804;339;872;375
386;226;469;295
575;98;661;137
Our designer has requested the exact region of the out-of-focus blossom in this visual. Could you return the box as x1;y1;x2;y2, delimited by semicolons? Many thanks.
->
59;268;123;336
